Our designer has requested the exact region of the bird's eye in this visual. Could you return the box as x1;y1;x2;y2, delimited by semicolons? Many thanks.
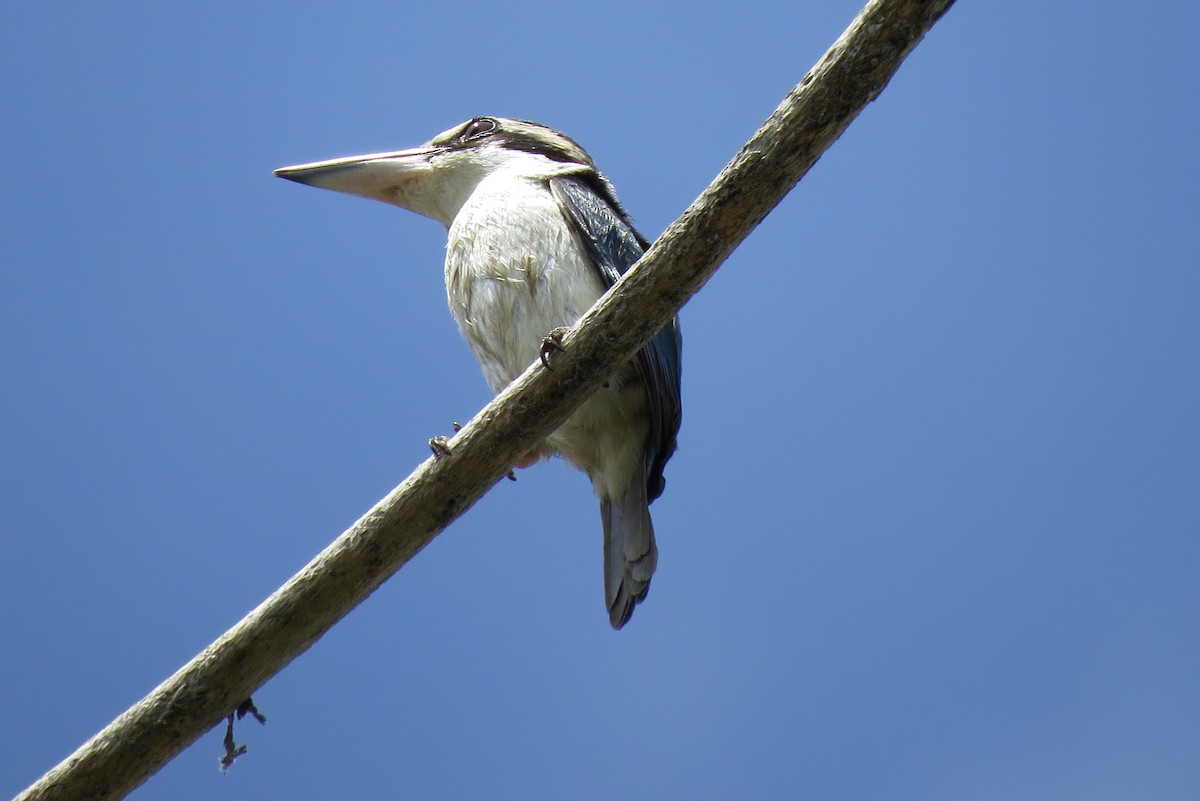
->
460;118;497;141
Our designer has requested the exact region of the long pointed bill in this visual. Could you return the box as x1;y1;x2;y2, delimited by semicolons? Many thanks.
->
274;146;437;206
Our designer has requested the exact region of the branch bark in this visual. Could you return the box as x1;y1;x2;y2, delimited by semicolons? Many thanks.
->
16;1;955;798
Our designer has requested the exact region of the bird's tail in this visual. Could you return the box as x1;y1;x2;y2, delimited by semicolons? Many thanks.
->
601;459;658;629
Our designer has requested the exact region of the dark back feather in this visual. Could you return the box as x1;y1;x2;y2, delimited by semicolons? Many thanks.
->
549;176;682;502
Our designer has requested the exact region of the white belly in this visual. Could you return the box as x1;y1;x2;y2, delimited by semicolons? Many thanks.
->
446;177;603;390
443;176;647;497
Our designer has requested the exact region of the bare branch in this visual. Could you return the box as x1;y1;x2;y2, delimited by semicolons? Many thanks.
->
15;1;955;798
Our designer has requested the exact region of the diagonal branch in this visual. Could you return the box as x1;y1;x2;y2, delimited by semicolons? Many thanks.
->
15;1;956;798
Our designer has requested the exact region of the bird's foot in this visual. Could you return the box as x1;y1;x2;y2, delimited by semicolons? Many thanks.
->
539;327;570;369
429;421;462;459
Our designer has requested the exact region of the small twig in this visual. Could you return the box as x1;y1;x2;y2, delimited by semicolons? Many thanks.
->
219;698;267;772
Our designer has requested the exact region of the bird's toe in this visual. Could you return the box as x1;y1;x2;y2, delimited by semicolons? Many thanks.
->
539;326;570;369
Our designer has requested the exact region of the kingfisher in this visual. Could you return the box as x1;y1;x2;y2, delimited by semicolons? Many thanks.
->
275;117;682;628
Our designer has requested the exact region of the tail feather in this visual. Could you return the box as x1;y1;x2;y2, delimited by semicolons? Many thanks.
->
601;460;658;629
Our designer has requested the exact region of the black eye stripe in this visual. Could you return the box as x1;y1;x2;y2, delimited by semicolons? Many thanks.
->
494;133;577;163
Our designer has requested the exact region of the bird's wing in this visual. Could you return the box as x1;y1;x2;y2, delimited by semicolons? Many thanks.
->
549;176;682;501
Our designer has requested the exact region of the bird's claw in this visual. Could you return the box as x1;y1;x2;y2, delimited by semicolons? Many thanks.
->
429;422;462;458
540;327;570;369
429;435;453;458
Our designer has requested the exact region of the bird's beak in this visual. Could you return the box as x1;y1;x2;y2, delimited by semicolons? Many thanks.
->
274;146;438;207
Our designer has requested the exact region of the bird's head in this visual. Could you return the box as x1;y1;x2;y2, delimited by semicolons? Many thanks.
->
275;116;604;227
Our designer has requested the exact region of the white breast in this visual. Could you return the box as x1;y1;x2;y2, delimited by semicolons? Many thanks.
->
442;172;647;497
444;174;605;392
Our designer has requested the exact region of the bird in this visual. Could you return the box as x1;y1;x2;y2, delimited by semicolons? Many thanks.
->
275;116;682;628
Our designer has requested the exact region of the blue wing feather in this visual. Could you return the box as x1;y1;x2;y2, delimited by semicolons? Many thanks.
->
549;176;682;501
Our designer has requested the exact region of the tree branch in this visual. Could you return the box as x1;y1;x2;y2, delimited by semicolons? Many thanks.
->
16;1;956;798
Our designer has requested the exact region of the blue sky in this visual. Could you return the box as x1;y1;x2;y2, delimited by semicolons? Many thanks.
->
3;1;1197;799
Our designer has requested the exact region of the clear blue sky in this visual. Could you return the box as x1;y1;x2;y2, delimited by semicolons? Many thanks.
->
3;1;1197;799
